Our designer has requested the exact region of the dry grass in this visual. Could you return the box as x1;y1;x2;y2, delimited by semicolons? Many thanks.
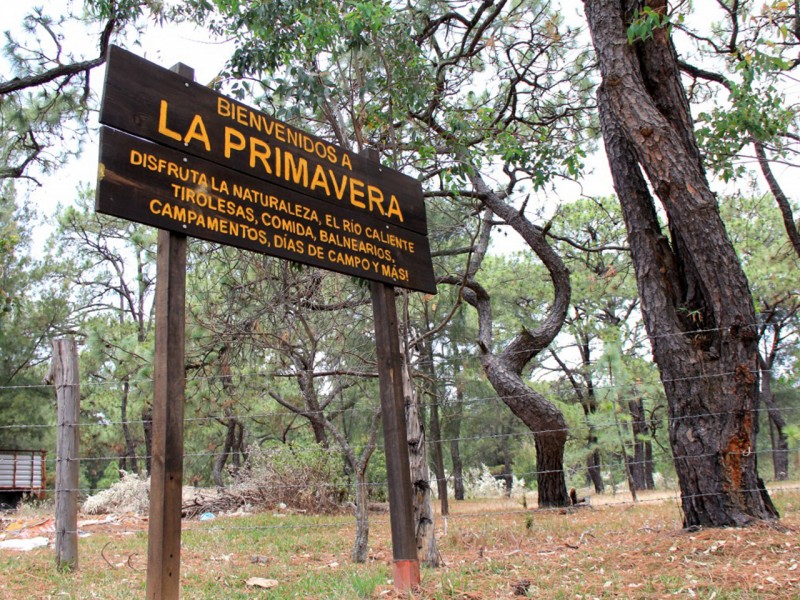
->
1;485;799;599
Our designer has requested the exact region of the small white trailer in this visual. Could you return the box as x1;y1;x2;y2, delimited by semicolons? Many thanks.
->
0;449;47;503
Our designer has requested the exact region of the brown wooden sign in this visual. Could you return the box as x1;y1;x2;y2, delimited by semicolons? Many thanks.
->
97;127;436;293
98;46;429;235
97;52;426;597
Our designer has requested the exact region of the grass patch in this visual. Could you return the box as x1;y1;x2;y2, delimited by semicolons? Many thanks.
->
1;486;799;598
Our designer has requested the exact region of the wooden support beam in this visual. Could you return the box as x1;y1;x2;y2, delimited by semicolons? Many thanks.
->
145;60;192;600
370;280;420;591
146;228;187;599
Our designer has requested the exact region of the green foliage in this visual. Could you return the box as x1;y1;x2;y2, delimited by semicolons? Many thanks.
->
627;6;681;45
721;193;798;305
684;1;799;183
0;185;69;450
696;80;795;182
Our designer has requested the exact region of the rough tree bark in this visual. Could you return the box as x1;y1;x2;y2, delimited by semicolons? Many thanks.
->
402;355;440;567
419;321;449;515
585;0;778;526
449;193;571;507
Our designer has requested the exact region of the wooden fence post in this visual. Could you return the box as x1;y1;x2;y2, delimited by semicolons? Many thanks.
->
52;337;80;571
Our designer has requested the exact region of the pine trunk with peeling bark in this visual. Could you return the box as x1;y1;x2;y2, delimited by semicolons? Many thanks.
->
403;360;439;567
585;0;778;526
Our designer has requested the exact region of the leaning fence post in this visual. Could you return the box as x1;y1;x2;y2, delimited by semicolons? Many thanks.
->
51;337;80;571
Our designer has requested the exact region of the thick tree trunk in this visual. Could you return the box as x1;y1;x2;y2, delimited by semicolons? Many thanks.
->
534;432;568;507
482;350;569;507
586;0;777;526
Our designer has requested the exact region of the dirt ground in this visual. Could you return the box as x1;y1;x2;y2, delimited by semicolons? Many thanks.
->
1;485;799;598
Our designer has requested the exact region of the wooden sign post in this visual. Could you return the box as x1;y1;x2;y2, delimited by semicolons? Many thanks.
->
370;281;421;590
363;147;420;590
145;63;192;600
96;47;433;596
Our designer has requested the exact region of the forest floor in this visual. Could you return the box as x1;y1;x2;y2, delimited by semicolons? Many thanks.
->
0;483;798;599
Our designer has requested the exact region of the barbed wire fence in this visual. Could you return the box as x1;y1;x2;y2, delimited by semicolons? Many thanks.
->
1;322;798;541
2;392;799;526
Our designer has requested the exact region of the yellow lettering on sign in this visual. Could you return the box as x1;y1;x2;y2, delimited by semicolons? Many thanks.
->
349;177;366;209
386;195;404;222
158;100;182;142
158;100;211;151
224;127;247;159
309;164;331;196
184;114;211;152
249;137;273;174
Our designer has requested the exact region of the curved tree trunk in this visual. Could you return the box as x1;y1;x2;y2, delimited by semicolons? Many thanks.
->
586;0;777;526
462;178;572;508
481;351;569;506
